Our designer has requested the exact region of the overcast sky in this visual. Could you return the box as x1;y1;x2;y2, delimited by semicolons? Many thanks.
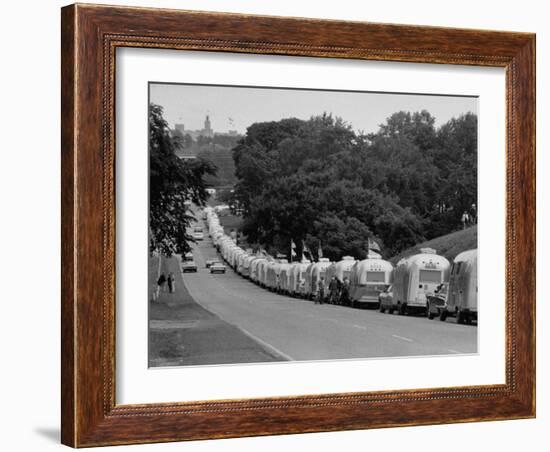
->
150;83;477;135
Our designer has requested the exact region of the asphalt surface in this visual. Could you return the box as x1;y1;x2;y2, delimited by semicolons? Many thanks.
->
180;232;477;364
149;256;283;367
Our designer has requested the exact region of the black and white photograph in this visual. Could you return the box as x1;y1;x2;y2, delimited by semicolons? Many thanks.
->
148;82;479;368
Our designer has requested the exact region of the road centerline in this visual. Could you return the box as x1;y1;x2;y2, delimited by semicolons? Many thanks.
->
391;334;414;342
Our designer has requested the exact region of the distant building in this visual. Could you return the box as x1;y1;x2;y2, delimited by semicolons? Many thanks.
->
173;115;241;140
171;115;243;166
176;115;214;140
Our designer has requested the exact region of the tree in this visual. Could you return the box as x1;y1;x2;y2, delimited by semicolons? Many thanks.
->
149;103;216;256
229;110;476;259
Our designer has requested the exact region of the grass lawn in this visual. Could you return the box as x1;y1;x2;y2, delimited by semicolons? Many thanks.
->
390;226;477;264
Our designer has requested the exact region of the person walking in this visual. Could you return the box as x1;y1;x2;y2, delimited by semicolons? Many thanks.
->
316;277;326;304
156;273;167;300
340;277;350;307
167;272;176;293
328;276;339;305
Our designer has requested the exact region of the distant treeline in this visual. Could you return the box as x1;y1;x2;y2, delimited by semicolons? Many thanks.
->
230;111;477;260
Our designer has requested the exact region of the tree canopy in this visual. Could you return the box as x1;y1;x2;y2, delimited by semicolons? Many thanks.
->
149;103;216;256
231;110;477;260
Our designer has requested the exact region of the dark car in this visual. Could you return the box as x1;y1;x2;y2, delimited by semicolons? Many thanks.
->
378;285;397;313
427;283;448;319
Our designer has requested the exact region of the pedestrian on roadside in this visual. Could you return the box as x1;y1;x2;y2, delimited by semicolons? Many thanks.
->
317;277;325;304
156;273;167;299
167;272;176;293
328;276;339;304
341;277;350;306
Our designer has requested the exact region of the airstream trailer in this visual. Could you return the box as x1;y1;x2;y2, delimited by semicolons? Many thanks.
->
236;252;249;275
441;249;478;324
288;260;311;297
277;261;292;294
240;255;256;278
307;258;332;300
349;253;393;308
324;256;356;304
265;260;288;291
257;259;271;287
249;257;266;283
231;248;246;270
392;248;450;315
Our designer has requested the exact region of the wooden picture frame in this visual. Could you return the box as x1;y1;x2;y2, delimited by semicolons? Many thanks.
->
61;3;535;447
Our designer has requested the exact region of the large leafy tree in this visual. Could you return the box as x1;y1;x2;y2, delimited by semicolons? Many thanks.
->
149;103;216;256
230;110;476;260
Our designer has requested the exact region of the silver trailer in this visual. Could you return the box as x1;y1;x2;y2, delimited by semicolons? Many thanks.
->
348;253;393;308
441;249;478;324
392;248;450;315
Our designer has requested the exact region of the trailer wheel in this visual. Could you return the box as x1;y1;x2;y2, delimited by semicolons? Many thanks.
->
456;310;465;324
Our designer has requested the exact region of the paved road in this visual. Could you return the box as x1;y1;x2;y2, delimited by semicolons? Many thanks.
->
180;232;477;363
149;256;282;367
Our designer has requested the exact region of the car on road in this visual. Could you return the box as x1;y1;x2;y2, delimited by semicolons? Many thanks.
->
182;260;198;273
184;252;194;262
210;261;226;274
378;285;397;313
205;259;217;268
427;283;448;319
193;227;204;241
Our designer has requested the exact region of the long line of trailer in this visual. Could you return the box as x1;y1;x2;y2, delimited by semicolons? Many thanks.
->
202;206;478;324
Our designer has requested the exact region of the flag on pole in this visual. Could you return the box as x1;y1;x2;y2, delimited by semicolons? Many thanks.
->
368;237;381;253
290;240;297;260
302;240;311;260
318;241;324;259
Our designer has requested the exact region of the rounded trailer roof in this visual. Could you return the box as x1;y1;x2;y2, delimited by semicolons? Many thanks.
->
453;249;478;263
333;257;356;271
312;260;332;271
354;257;393;273
397;251;450;268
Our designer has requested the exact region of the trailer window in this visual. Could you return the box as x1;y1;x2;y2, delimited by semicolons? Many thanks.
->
366;271;385;283
419;270;441;283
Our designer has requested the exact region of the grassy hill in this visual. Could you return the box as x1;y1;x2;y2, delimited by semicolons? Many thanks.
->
390;226;477;264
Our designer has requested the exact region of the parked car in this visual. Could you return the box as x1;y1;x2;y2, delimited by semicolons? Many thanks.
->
427;283;448;319
184;252;194;262
210;262;226;274
378;285;397;313
182;260;198;273
205;259;216;268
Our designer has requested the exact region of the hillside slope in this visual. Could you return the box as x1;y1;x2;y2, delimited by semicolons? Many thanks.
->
390;226;477;264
